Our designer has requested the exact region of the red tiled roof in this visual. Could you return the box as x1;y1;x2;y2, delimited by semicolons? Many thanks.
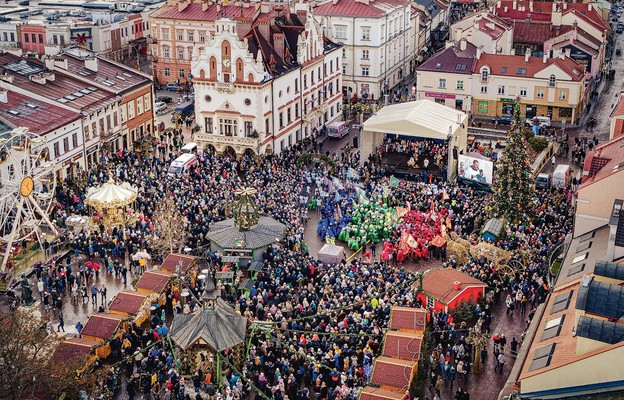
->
382;331;422;361
558;25;602;48
475;54;585;81
151;3;256;21
370;356;416;390
417;41;477;74
160;253;197;273
0;90;80;135
314;0;411;17
610;94;624;118
359;387;406;400
389;306;427;331
579;135;624;189
419;269;486;305
494;1;610;31
51;338;99;364
109;291;149;316
135;270;171;293
81;313;126;340
512;20;553;44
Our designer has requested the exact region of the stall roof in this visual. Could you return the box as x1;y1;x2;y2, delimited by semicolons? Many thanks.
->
248;261;264;272
160;253;197;274
135;270;171;293
51;338;99;364
359;387;406;400
239;279;255;290
389;306;427;332
382;331;423;361
109;291;149;316
363;100;466;139
81;313;126;340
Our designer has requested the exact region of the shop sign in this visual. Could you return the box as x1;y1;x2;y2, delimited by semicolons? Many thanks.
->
425;92;456;99
222;256;240;263
500;98;515;103
478;101;488;113
86;144;99;155
565;45;592;70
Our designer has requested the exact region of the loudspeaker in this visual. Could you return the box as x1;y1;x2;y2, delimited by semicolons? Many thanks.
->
453;147;458;160
353;136;358;148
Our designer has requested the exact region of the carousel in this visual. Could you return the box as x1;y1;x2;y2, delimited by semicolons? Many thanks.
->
84;179;138;228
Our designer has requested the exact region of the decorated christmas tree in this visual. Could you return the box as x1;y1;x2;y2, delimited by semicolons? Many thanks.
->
490;100;535;223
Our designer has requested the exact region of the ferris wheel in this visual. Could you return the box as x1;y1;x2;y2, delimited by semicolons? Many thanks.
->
0;128;58;272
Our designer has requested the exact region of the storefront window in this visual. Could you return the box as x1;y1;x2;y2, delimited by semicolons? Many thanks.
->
478;101;488;113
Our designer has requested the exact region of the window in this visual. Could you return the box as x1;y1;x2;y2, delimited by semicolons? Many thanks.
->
279;112;283;128
529;344;556;371
311;70;314;84
537;88;545;98
24;34;29;43
113;111;118;127
128;102;135;119
179;69;185;78
456;80;464;90
106;115;111;131
177;31;183;41
200;32;205;43
520;87;527;97
163;47;170;58
244;121;253;137
54;142;60;158
541;315;565;340
178;49;184;60
164;68;170;77
481;68;489;82
501;67;507;73
188;50;192;60
427;296;434;309
219;118;237;136
342;65;347;74
362;67;369;76
498;85;505;94
558;90;566;100
188;32;194;41
163;29;169;40
549;74;556;88
381;24;385;40
295;103;299;118
63;137;69;153
362;49;369;60
287;108;291;123
335;25;347;40
480;85;488;94
38;34;43;43
559;107;572;118
295;78;299;93
72;132;78;149
144;94;151;111
303;75;307;88
439;79;446;89
516;68;527;75
550;291;573;314
84;126;90;141
205;117;213;133
362;27;371;40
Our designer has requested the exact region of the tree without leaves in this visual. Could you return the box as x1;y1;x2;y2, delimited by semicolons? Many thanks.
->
150;195;189;256
490;100;535;224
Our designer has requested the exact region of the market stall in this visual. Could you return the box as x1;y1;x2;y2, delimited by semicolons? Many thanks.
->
317;243;345;265
160;253;198;275
84;179;139;228
135;269;171;295
108;291;151;325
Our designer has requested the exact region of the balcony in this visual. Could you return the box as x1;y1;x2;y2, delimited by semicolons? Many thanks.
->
195;133;259;147
216;82;234;93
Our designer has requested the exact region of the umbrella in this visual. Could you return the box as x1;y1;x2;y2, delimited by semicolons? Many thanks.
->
132;250;151;261
431;235;446;248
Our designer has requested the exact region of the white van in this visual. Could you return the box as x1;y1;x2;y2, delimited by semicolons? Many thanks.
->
181;142;198;154
168;153;198;175
553;164;572;188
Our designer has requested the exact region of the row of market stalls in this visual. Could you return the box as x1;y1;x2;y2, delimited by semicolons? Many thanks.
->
50;253;199;365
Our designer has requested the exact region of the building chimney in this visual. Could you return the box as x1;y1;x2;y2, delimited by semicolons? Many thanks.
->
543;52;548;63
202;0;211;12
525;48;531;62
0;90;7;103
273;32;285;60
459;38;467;51
85;55;98;72
512;0;517;10
588;4;592;11
178;0;190;12
529;0;533;11
504;6;508;13
476;45;483;59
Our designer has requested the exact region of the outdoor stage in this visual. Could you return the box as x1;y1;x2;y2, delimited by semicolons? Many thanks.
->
381;152;445;180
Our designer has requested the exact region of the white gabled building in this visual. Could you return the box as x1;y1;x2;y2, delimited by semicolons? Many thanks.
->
314;0;413;101
191;4;342;156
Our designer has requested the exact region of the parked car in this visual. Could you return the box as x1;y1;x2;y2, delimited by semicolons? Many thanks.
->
154;101;167;112
618;25;624;33
184;93;195;101
492;115;513;125
165;83;182;91
536;173;551;189
157;95;173;103
526;116;551;128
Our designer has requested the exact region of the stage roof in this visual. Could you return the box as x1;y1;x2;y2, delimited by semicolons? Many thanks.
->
363;100;466;139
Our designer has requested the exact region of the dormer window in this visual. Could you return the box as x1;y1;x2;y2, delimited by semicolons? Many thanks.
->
481;67;489;82
549;74;556;88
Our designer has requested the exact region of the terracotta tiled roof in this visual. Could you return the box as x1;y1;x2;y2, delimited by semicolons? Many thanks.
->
610;94;624;118
419;268;486;305
359;387;406;400
493;0;552;21
135;270;171;293
0;90;80;135
389;306;427;332
314;0;410;17
475;54;585;81
512;20;553;44
51;338;99;364
579;135;624;189
109;291;149;316
417;41;477;74
151;3;256;21
370;356;416;390
382;331;422;361
558;25;602;48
